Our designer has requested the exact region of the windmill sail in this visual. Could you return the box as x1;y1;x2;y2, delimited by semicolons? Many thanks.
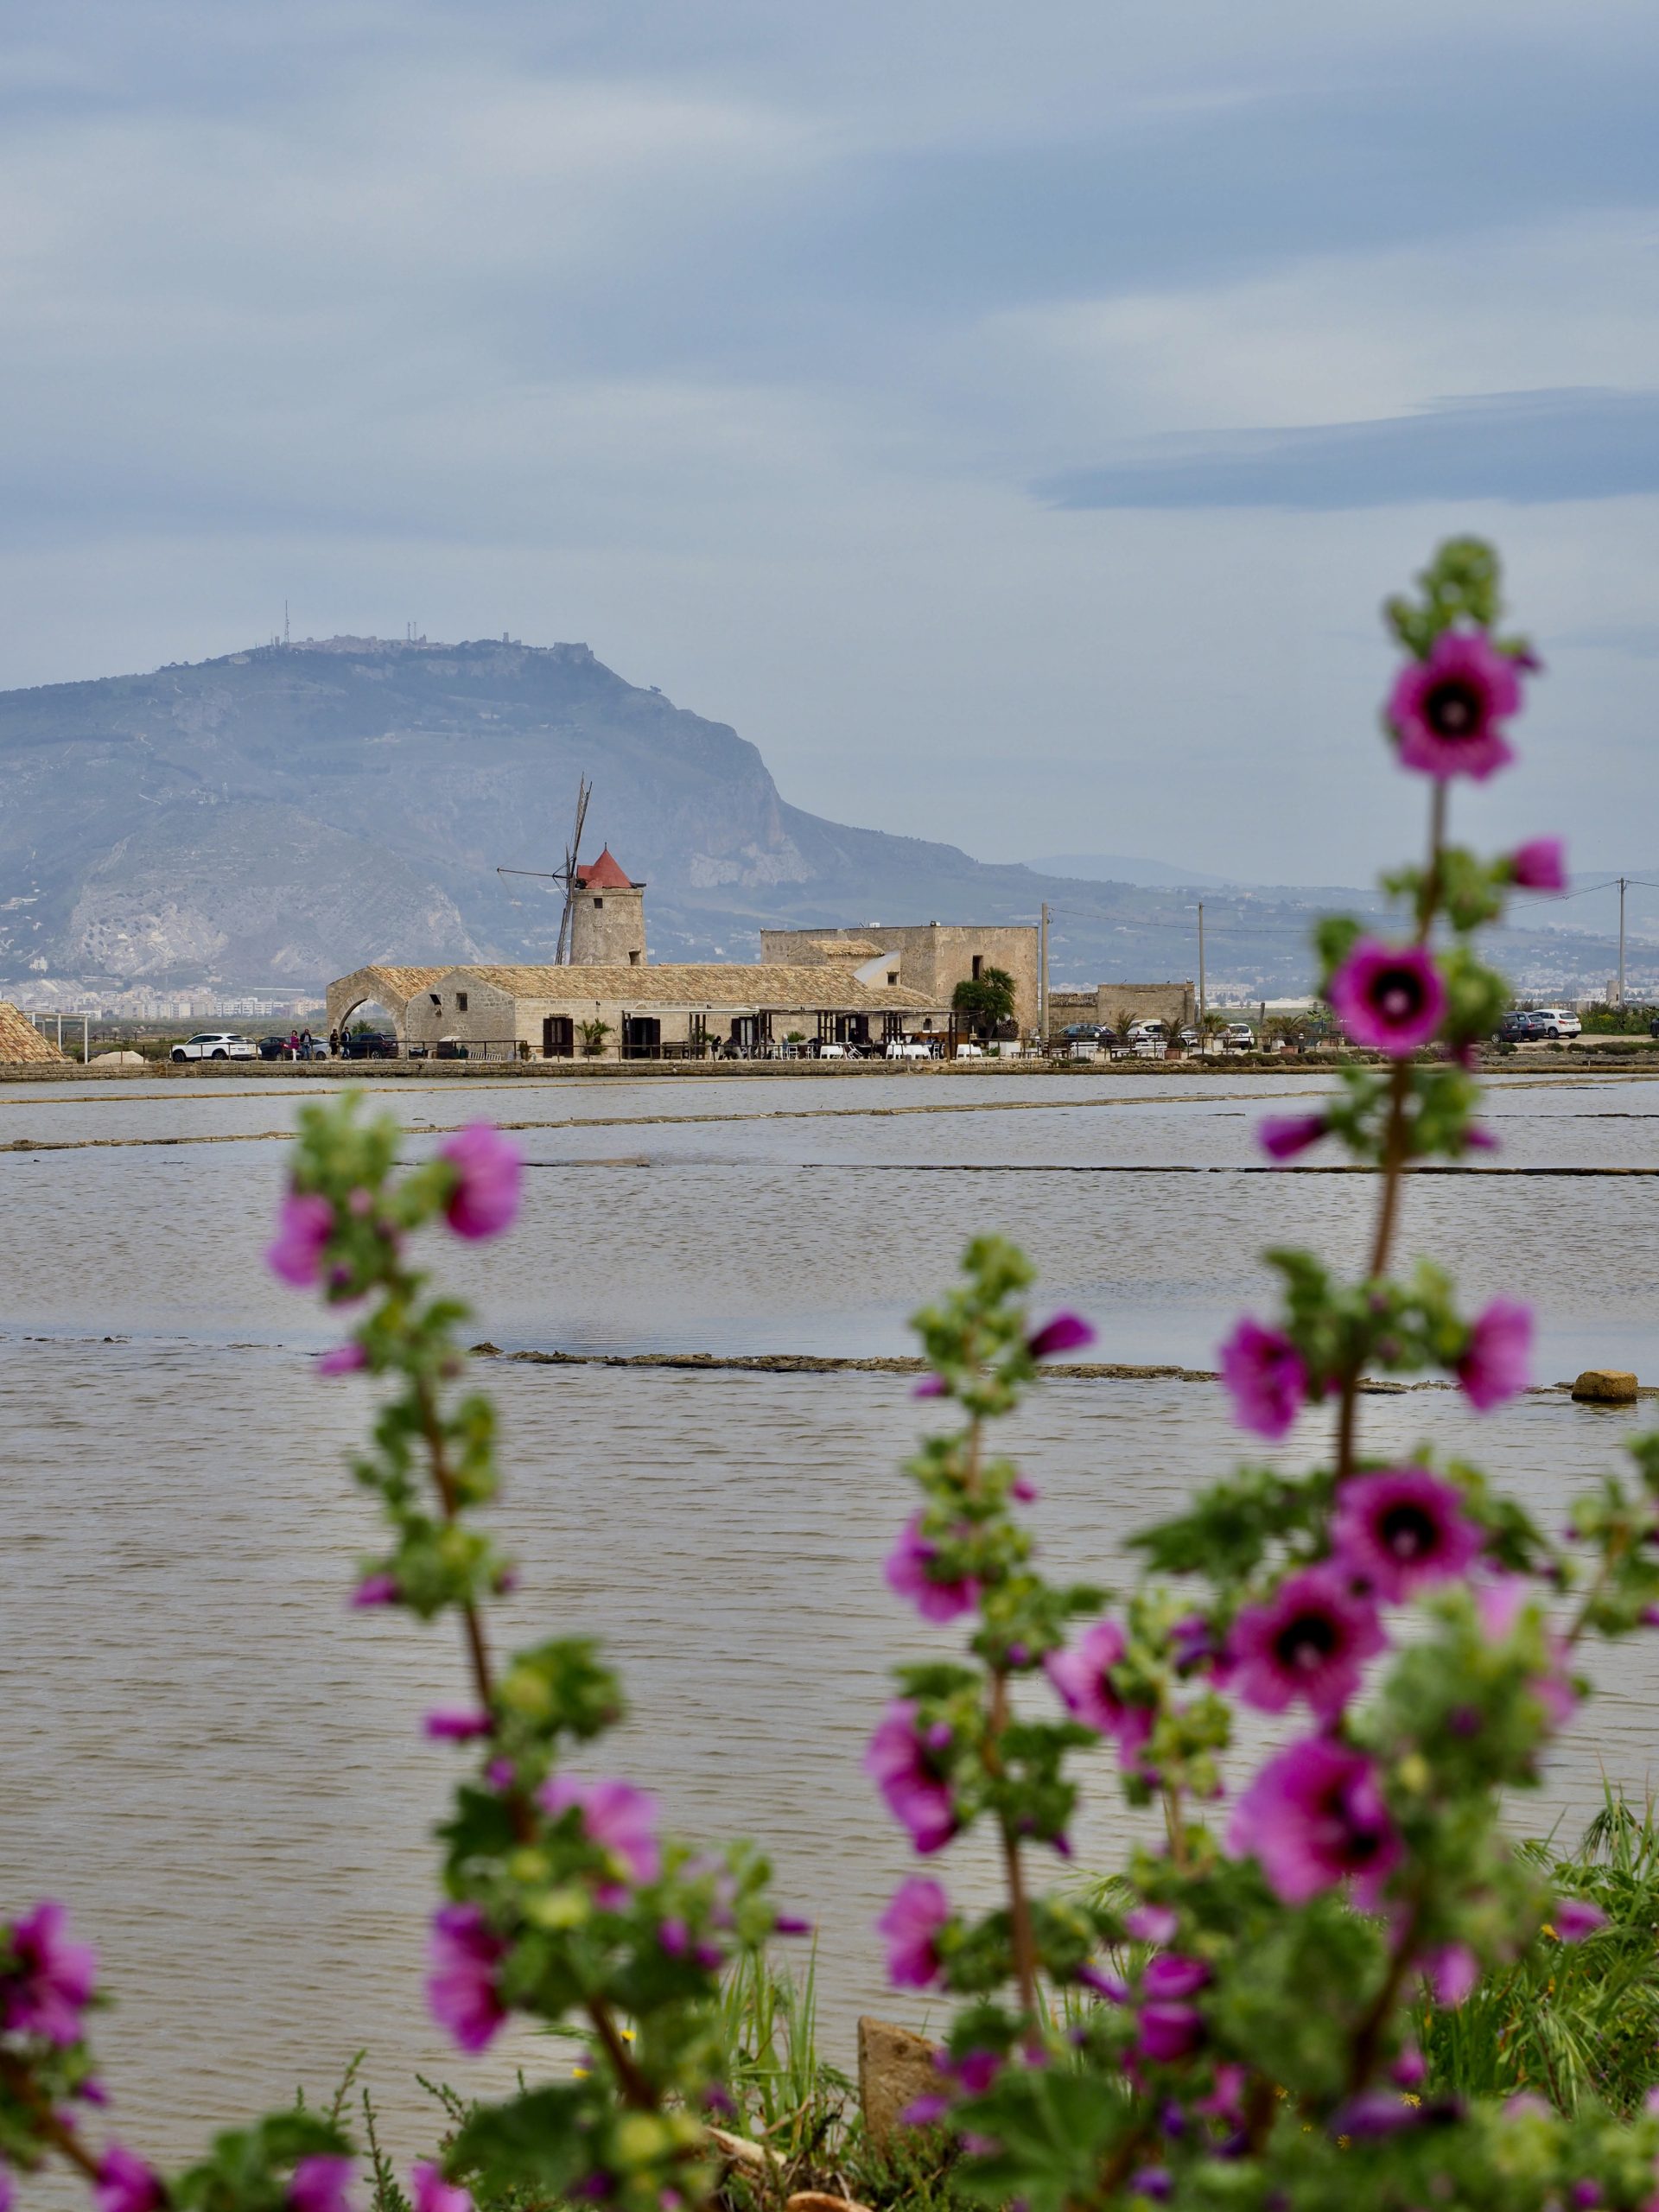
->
494;773;593;963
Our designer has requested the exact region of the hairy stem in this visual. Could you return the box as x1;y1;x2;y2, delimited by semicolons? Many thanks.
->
987;1669;1040;2019
0;2051;110;2187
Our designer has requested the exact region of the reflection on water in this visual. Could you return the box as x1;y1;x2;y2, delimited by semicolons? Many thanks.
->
1;1070;1656;2171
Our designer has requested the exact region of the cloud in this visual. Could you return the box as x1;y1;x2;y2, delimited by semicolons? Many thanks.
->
1037;389;1659;510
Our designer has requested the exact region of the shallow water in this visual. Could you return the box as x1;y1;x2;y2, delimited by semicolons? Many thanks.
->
2;1068;1656;2171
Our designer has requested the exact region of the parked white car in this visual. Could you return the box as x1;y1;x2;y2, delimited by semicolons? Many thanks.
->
1532;1007;1582;1039
170;1031;257;1062
1224;1022;1256;1050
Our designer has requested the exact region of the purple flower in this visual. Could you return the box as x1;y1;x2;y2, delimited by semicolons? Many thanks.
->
411;2163;474;2212
1168;1613;1227;1679
540;1777;662;1894
1;1901;97;2044
267;1192;334;1288
1136;2005;1203;2064
1143;1955;1210;2003
864;1702;957;1853
351;1573;399;1608
1456;1300;1532;1411
899;2094;952;2128
1511;839;1567;893
1125;1904;1178;1946
1045;1621;1154;1770
1076;1963;1130;2003
426;1903;508;2053
1329;940;1447;1058
290;2156;355;2212
439;1125;522;1241
1011;1474;1039;1503
1421;1942;1479;2008
94;2147;164;2212
0;2171;11;2212
1027;1312;1096;1359
950;2049;1004;2094
1389;626;1525;782
1391;2045;1427;2088
316;1342;368;1377
912;1375;947;1399
1230;1566;1386;1720
1228;1738;1401;1907
1465;1124;1501;1154
1332;1466;1483;1601
885;1514;980;1624
1554;1897;1606;1943
1129;2171;1173;2202
774;1914;813;1937
877;1877;950;1988
1218;1319;1306;1441
1259;1114;1328;1163
424;1710;493;1741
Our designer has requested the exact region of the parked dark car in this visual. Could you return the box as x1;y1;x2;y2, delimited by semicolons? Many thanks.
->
340;1030;398;1059
257;1034;289;1060
1494;1011;1544;1043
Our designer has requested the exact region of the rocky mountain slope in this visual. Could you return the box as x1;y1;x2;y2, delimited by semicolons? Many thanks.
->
0;634;1629;997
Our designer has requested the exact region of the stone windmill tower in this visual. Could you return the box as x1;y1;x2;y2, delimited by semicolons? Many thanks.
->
569;847;647;967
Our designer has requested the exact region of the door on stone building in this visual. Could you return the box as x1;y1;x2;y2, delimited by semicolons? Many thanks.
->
542;1015;574;1058
622;1016;661;1059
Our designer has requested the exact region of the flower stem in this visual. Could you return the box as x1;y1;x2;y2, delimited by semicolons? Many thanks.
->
986;1669;1039;2019
0;2050;111;2188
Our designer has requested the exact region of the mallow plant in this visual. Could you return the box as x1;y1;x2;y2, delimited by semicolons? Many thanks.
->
5;538;1659;2212
864;540;1659;2209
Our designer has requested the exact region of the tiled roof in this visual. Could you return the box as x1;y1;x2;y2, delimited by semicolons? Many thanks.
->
575;847;638;890
440;963;946;1011
810;938;884;957
0;1003;69;1063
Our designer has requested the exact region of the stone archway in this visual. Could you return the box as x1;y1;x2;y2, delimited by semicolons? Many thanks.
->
324;966;445;1051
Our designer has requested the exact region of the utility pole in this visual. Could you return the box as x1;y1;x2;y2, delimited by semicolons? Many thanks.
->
1198;901;1206;1054
1039;902;1050;1049
1618;876;1628;1008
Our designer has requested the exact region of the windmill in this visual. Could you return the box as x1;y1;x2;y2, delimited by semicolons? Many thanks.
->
496;775;592;963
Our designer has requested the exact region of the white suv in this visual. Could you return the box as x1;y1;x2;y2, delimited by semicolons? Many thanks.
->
1531;1007;1582;1039
170;1031;257;1062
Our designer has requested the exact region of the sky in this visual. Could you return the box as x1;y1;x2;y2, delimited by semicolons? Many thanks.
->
1;0;1656;882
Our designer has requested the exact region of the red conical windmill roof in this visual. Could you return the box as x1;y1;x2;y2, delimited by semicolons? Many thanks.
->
576;846;636;889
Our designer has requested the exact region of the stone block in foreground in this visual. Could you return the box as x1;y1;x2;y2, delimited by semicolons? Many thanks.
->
857;2015;941;2146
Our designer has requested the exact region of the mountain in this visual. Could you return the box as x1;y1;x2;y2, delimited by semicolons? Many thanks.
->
1024;851;1236;890
0;633;1637;1000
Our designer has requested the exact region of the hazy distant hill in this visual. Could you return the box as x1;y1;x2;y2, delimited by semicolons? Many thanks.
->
1025;851;1234;890
0;634;1633;999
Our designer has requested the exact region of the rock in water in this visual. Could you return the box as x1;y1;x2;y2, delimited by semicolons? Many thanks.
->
1572;1369;1639;1402
857;2015;942;2147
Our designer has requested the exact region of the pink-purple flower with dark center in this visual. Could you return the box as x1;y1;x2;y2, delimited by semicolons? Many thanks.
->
1076;1963;1129;2003
1230;1565;1386;1719
1332;1466;1483;1601
1511;839;1567;893
1027;1312;1096;1360
411;2162;474;2212
878;1877;950;1989
289;2155;355;2212
1218;1319;1306;1441
865;1703;957;1853
1228;1737;1401;1906
351;1573;399;1609
1136;2005;1203;2065
1389;626;1525;781
1554;1897;1606;1942
950;2049;1004;2094
884;1515;980;1624
267;1192;335;1288
94;2146;164;2212
1142;1955;1210;2003
1329;940;1447;1058
426;1903;508;2053
1420;1943;1479;2008
316;1342;368;1377
1456;1300;1532;1411
1;1901;97;2044
424;1710;493;1742
1044;1621;1154;1770
540;1777;662;1897
439;1125;523;1241
1259;1114;1328;1164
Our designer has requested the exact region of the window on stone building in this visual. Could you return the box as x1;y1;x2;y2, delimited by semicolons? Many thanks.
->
971;954;983;980
593;897;604;910
628;950;640;966
887;970;898;986
457;992;468;1013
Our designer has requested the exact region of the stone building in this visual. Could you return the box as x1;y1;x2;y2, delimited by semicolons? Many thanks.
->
398;962;949;1059
569;848;646;967
1047;981;1197;1037
759;923;1041;1033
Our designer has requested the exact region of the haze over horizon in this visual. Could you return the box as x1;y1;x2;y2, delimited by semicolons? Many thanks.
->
1;0;1655;886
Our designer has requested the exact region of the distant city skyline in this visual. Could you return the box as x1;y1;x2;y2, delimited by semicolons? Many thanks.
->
0;0;1655;883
